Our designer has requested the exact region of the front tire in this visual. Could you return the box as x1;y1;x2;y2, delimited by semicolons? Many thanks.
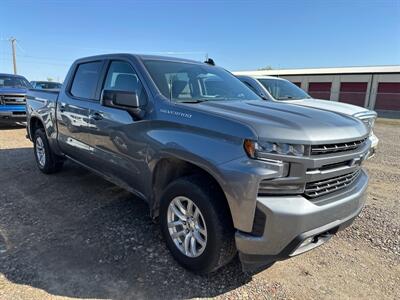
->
160;175;236;274
33;128;64;174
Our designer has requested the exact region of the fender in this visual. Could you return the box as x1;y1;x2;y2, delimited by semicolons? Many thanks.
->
26;92;63;156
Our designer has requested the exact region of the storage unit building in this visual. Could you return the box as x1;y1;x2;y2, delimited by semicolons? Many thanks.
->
234;66;400;117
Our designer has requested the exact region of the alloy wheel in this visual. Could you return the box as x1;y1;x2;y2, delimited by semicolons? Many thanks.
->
167;196;207;257
35;136;46;167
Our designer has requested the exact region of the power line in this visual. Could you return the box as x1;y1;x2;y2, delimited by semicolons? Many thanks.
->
15;40;26;55
0;39;208;78
0;57;70;67
1;54;72;64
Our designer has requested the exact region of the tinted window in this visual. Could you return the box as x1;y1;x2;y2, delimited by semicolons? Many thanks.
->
103;61;147;103
33;82;62;90
70;61;103;99
0;75;31;88
143;60;259;102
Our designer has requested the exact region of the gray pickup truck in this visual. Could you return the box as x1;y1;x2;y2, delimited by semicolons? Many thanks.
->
26;54;370;274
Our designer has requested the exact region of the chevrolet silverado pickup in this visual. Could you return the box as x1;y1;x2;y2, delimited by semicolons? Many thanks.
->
26;54;370;273
0;73;31;122
236;75;378;154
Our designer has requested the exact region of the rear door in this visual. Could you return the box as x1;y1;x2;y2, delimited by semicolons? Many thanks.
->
57;60;106;161
85;60;149;195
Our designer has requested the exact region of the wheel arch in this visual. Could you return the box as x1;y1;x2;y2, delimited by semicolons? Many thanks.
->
28;114;63;156
150;157;234;226
28;116;45;140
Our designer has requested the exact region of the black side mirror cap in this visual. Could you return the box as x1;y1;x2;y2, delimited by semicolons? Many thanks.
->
101;89;140;108
101;89;145;119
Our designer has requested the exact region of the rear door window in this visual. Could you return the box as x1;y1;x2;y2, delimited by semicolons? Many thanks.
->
70;61;103;99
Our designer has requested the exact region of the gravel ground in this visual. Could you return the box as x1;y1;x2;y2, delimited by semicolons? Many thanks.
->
0;120;399;299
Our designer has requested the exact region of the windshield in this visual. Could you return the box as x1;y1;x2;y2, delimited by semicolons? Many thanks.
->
143;60;260;102
0;75;31;88
258;79;310;100
33;82;62;89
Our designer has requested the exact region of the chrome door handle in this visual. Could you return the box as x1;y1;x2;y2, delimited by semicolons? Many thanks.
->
59;103;66;112
90;112;103;121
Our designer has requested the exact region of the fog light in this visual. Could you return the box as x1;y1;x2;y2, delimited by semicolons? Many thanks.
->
258;181;305;195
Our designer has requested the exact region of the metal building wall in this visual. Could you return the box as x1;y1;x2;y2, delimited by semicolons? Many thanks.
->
280;73;400;116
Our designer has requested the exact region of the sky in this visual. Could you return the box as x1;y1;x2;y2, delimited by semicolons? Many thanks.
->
1;0;399;82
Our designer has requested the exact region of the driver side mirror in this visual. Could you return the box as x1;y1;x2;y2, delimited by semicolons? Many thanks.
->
101;89;145;119
101;89;140;108
259;93;269;100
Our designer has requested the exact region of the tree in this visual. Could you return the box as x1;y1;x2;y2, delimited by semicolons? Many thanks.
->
47;77;53;82
258;66;273;70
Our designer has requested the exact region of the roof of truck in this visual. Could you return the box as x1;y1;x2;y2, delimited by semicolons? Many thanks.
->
137;54;202;63
75;53;204;65
31;80;62;84
0;73;28;78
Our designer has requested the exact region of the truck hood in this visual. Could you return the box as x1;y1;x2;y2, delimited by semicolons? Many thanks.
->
0;87;28;95
190;100;368;144
287;98;370;117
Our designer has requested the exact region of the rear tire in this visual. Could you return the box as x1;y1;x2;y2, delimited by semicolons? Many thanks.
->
160;175;236;274
33;128;64;174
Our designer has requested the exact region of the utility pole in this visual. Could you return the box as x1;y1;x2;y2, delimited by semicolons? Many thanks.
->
9;37;17;74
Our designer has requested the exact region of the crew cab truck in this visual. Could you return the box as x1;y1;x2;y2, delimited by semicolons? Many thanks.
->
236;75;378;155
0;73;31;122
26;54;370;273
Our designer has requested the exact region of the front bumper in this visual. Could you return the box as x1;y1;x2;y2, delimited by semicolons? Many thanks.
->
235;169;368;271
366;133;378;159
0;105;26;120
369;132;379;149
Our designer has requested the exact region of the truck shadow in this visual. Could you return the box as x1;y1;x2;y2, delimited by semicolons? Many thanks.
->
0;147;251;299
0;122;26;130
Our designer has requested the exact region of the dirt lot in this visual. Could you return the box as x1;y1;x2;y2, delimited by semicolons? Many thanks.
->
0;121;399;300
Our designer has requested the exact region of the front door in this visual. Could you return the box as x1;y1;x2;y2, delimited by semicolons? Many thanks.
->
86;60;149;197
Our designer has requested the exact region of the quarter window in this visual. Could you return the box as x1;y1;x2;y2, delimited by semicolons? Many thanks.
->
70;61;103;99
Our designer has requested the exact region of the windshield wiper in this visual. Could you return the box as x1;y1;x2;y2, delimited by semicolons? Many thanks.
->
178;99;207;103
276;96;297;100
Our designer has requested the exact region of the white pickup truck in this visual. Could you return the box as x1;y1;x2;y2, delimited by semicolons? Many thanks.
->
236;75;379;154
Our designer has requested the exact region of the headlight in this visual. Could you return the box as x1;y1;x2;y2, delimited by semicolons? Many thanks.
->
244;139;308;158
354;112;377;134
361;117;375;134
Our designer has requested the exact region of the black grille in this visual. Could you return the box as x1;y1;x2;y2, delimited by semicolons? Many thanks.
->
304;170;361;199
0;95;26;105
311;138;367;155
